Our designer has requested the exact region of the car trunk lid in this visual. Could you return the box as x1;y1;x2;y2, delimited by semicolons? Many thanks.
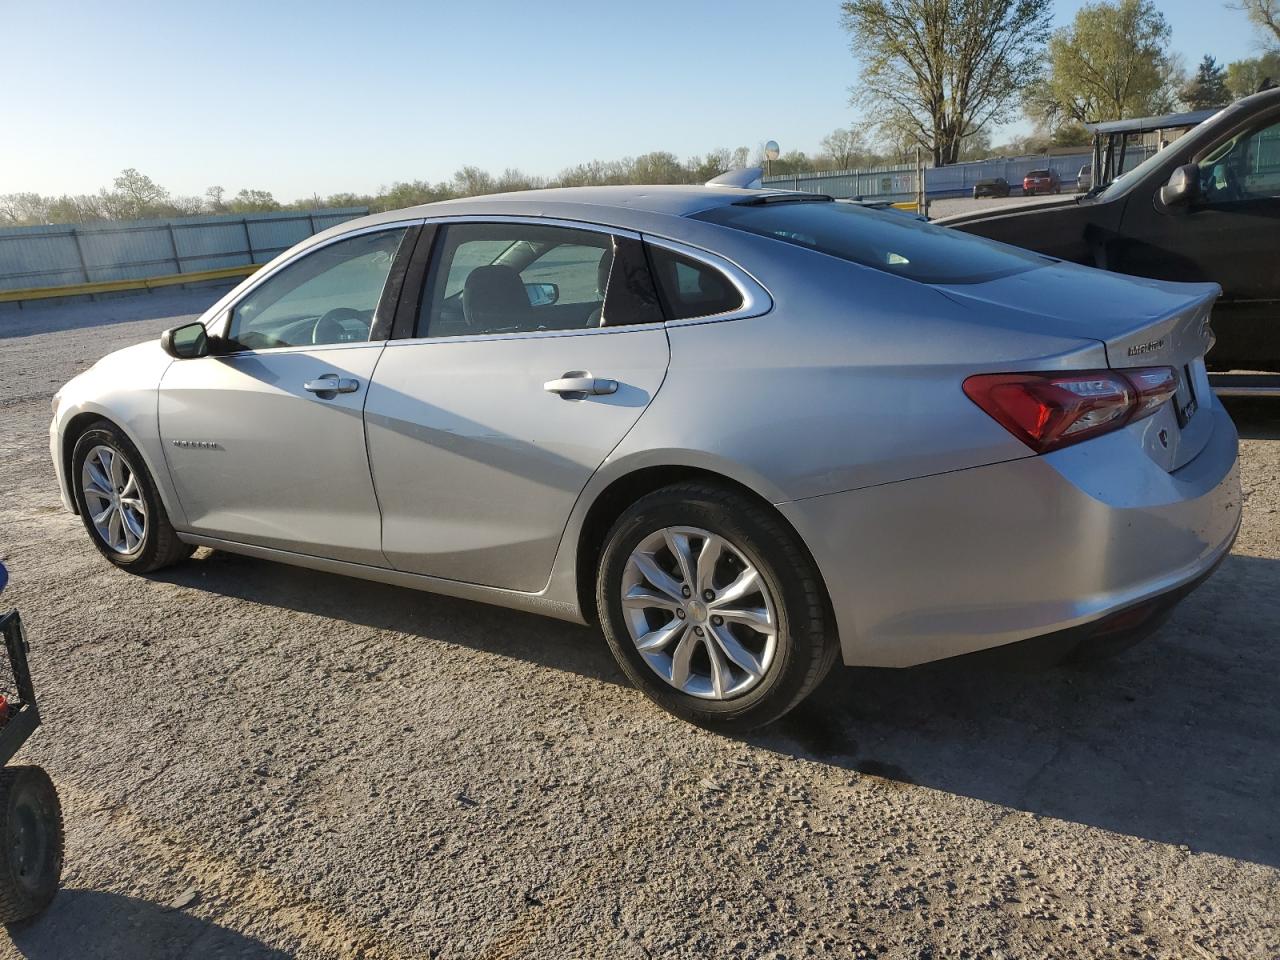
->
937;262;1221;470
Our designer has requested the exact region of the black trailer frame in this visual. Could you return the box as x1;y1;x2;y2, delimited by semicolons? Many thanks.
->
0;611;40;766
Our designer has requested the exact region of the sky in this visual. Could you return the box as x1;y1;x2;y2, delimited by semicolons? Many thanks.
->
0;0;1269;201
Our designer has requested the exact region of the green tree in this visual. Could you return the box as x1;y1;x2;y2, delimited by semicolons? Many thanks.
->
1226;52;1280;96
841;0;1051;166
1030;0;1181;125
1182;55;1231;108
228;189;279;213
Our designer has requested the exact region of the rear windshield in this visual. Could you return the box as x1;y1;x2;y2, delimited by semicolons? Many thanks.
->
1028;170;1051;177
691;200;1049;285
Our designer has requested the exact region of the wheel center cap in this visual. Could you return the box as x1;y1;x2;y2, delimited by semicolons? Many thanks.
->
686;600;707;622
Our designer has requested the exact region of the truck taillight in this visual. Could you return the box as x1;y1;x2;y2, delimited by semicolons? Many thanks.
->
963;367;1178;454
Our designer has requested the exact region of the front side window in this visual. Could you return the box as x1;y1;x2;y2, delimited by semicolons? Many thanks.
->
1199;118;1280;203
418;223;663;337
693;199;1049;285
228;228;407;350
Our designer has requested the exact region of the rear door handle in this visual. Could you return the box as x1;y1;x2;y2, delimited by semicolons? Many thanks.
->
304;375;360;396
543;372;618;398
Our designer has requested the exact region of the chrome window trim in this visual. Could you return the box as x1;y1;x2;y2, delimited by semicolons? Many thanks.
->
201;219;424;345
418;214;642;241
640;234;773;327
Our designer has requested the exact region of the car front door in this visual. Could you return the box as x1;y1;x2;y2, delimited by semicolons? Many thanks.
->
1114;113;1280;368
158;225;416;564
364;219;671;592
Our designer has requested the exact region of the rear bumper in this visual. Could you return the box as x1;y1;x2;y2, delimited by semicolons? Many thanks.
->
779;404;1241;667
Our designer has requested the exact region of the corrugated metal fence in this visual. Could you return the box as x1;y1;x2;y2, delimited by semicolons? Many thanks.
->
763;148;1157;200
0;207;369;292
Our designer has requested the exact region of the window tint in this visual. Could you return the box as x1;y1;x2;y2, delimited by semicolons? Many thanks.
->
645;245;743;320
1199;118;1280;202
228;228;406;350
419;223;662;337
692;200;1048;284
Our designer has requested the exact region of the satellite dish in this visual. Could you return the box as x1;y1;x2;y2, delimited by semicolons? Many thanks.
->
764;140;781;161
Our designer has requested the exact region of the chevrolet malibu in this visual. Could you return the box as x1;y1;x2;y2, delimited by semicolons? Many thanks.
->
50;186;1241;730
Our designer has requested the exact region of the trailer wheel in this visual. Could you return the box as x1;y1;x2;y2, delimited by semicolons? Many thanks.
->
0;767;63;924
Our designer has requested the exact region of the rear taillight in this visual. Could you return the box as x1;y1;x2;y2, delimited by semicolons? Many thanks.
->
963;366;1178;454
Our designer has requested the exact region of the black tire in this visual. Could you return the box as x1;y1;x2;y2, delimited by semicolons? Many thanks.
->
596;482;838;732
71;420;193;574
0;766;63;924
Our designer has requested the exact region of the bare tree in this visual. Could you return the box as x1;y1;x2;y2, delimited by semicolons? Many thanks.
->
819;125;873;169
1234;0;1280;46
841;0;1052;165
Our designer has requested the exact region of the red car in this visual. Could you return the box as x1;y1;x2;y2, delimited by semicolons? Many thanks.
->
1022;169;1061;195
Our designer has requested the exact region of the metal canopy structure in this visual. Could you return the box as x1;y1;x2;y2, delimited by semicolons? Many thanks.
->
1086;107;1220;190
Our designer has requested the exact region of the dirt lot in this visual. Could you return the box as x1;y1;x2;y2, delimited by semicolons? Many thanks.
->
0;291;1277;959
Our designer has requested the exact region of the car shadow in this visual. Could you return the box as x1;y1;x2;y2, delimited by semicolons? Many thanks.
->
6;888;290;959
756;553;1280;868
160;547;1280;868
154;547;627;689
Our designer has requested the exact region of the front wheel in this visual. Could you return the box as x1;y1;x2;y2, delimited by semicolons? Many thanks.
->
71;421;193;573
596;482;838;731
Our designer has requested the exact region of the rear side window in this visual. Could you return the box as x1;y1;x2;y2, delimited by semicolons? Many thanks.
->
692;200;1048;285
645;245;743;320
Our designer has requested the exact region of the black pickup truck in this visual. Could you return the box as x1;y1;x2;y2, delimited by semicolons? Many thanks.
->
939;89;1280;373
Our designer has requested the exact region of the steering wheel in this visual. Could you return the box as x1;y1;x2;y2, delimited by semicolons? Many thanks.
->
312;307;368;345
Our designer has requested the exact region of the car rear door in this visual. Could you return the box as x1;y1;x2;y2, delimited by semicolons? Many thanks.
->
158;225;418;564
364;219;670;592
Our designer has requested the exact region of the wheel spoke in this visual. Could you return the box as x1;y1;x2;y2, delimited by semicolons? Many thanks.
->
669;627;698;690
86;459;111;494
107;509;123;551
703;633;730;698
106;449;125;490
715;605;774;635
121;507;145;542
91;503;114;526
622;584;680;611
663;529;697;590
120;497;146;515
635;617;687;653
83;486;111;509
120;473;139;499
709;623;763;678
709;567;760;610
695;534;724;597
631;553;684;603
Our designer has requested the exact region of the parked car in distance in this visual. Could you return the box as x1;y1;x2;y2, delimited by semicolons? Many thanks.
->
1023;168;1062;195
972;177;1011;199
1076;163;1092;193
50;187;1241;730
938;88;1280;371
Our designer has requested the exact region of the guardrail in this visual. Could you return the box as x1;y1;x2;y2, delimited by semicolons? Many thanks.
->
0;263;260;304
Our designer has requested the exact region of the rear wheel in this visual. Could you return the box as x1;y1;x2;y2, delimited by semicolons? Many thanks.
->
0;767;63;924
71;421;193;573
596;482;838;731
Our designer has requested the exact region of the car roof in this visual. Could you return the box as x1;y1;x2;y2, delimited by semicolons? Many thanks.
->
346;185;799;232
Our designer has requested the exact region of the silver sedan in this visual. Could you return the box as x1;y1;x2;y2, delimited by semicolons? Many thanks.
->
50;186;1241;729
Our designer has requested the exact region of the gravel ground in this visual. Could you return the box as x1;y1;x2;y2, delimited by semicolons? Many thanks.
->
928;194;1077;220
0;291;1277;959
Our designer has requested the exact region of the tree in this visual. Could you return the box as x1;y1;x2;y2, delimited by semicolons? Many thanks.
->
205;185;227;213
109;168;169;218
841;0;1052;166
1030;0;1181;125
1182;55;1231;109
1234;0;1280;46
1226;51;1280;96
228;189;279;212
819;125;874;170
0;192;51;226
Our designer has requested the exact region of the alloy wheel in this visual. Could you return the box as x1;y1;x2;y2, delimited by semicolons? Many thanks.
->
80;444;147;555
620;526;778;700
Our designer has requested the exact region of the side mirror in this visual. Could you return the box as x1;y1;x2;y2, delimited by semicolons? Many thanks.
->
525;282;559;306
160;321;209;359
1160;164;1201;209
